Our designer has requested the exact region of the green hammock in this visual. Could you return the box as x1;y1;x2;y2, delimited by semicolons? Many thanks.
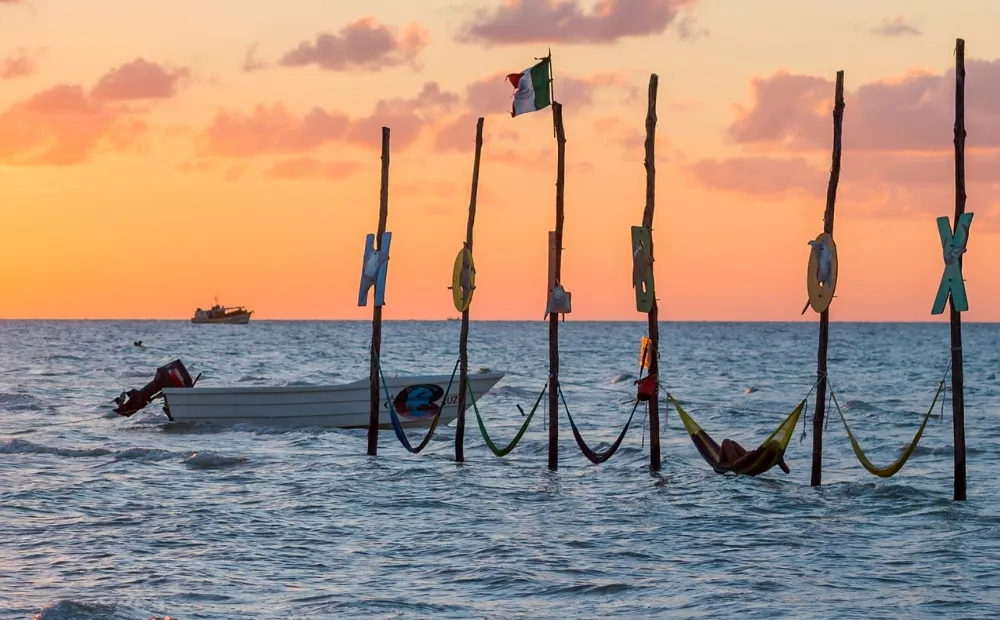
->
468;381;547;457
830;377;946;478
667;394;806;476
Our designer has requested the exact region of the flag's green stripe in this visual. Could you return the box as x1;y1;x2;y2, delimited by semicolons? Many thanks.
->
529;59;551;109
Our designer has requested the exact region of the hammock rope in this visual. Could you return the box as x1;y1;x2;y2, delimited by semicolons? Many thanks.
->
379;357;459;454
829;361;950;478
558;383;641;464
467;380;548;457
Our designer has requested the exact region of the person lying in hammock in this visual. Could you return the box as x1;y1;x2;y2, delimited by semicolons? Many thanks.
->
719;437;791;474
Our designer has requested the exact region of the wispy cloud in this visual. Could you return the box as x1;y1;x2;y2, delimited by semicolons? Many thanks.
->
277;18;428;72
458;0;698;45
1;48;38;80
871;16;922;38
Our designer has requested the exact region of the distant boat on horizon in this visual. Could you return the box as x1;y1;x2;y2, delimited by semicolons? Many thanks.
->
191;300;253;325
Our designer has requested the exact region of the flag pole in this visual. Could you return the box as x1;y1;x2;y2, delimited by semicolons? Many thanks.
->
546;49;556;139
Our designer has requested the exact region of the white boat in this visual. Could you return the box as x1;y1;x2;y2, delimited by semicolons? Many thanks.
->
191;302;253;324
114;360;505;428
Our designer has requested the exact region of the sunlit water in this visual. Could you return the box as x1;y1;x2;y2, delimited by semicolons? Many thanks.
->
2;320;999;619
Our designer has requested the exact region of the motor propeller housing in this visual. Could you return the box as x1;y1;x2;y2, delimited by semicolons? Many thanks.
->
113;359;194;417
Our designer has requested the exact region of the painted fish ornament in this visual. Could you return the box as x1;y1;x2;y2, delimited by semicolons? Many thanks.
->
808;237;833;288
545;281;572;318
632;242;654;289
459;247;476;305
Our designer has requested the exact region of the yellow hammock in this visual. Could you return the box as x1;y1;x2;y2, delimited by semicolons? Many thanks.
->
830;377;946;478
667;394;806;476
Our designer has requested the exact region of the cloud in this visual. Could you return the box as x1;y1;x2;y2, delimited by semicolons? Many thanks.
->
871;16;921;37
1;49;37;79
0;84;147;165
224;165;245;181
688;150;1000;227
0;57;184;165
176;160;216;173
241;44;267;73
592;116;646;150
263;157;362;180
689;156;827;198
676;12;709;40
199;81;459;157
458;0;697;45
90;58;189;101
278;18;428;72
726;60;1000;152
200;104;350;157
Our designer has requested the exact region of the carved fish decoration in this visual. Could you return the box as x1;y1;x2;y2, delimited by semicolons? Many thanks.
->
459;245;476;299
545;281;572;319
632;242;654;289
808;236;833;288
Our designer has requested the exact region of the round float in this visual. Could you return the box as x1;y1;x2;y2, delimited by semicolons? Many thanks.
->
806;232;838;313
451;247;476;312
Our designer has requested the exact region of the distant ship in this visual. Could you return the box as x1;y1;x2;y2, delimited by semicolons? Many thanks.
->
191;301;253;324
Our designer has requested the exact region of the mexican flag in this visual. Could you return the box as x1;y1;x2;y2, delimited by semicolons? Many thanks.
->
506;57;552;117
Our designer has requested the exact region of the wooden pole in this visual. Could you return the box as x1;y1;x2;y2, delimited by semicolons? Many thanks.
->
455;117;485;463
549;101;566;471
641;74;661;471
952;38;967;501
366;127;391;457
810;71;845;487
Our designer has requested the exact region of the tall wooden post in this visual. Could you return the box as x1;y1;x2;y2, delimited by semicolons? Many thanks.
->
810;71;845;487
549;102;566;471
642;74;661;471
366;127;391;456
952;38;967;501
455;117;485;463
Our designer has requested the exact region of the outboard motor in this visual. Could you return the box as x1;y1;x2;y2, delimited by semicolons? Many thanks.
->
113;359;195;417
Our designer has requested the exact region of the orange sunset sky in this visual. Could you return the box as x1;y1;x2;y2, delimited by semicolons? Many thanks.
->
0;0;998;321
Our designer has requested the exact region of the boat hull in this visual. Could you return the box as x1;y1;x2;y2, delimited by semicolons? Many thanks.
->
161;371;505;428
190;311;252;325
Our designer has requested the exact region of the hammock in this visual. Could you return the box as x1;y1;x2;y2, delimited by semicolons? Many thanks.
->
559;384;640;464
467;380;547;457
667;394;806;476
830;377;946;478
381;358;459;454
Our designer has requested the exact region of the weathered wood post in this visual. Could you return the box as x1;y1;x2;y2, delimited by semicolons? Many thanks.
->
455;117;485;463
951;38;968;501
366;127;391;456
810;71;845;487
641;74;661;471
549;101;567;471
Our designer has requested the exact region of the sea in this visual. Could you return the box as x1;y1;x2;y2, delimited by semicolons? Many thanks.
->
1;320;998;619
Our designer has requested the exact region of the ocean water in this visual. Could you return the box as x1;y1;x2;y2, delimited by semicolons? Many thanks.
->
1;320;999;619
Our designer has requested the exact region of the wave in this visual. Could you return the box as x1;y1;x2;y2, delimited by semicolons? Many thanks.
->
237;375;270;383
32;599;176;620
842;399;878;412
0;438;112;458
183;451;248;469
0;439;247;468
0;392;41;411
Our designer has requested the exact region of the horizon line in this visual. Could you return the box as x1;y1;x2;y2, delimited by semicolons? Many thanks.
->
0;318;989;325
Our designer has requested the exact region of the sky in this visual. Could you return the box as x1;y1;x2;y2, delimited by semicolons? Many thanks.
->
0;0;999;321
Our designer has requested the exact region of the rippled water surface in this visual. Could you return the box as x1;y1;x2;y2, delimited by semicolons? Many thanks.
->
2;320;999;619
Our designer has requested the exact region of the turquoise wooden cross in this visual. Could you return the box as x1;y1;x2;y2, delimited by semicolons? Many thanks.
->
931;213;973;315
631;226;655;313
358;232;392;307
